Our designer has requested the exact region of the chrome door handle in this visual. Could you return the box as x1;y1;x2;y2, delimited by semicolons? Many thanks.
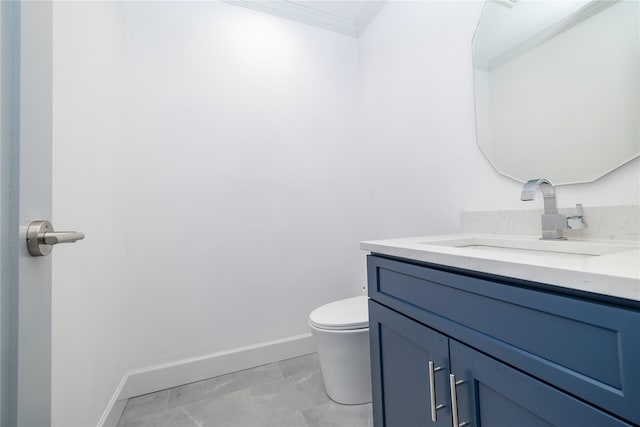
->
43;231;85;245
26;220;85;257
429;361;445;422
449;374;468;427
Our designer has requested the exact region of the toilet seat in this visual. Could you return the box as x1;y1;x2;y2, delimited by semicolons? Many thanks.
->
309;296;369;331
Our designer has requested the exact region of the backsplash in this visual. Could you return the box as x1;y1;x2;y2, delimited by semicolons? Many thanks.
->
461;206;639;242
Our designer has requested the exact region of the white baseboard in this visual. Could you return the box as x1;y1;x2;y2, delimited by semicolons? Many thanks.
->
97;375;128;427
122;332;316;398
98;333;316;426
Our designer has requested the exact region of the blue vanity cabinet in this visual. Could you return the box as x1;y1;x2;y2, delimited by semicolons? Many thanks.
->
369;301;451;426
367;254;640;426
450;340;632;427
370;302;633;427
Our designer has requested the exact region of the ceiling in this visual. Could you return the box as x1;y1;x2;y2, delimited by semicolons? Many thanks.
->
224;0;388;37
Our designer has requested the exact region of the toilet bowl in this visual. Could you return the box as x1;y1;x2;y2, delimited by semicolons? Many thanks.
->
308;295;372;405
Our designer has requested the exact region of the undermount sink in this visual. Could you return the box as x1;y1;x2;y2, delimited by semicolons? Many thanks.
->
420;236;637;259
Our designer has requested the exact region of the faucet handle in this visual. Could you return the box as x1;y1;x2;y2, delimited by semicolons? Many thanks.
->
567;204;587;230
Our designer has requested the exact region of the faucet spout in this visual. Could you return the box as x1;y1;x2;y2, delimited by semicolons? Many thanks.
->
521;178;559;214
521;178;565;240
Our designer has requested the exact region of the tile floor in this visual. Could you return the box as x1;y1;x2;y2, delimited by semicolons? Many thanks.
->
116;353;373;427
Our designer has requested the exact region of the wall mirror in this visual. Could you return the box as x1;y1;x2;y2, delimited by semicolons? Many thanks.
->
472;0;639;185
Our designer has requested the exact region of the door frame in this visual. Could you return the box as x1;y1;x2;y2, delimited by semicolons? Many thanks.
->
1;1;53;425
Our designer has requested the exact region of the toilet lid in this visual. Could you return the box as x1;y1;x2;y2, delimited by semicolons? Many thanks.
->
309;296;369;330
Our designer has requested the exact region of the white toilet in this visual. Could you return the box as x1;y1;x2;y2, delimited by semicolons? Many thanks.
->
308;295;372;405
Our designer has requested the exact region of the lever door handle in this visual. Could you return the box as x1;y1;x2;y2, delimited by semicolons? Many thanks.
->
43;231;85;245
27;220;85;257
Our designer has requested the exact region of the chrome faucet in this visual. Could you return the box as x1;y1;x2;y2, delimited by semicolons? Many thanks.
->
521;178;586;240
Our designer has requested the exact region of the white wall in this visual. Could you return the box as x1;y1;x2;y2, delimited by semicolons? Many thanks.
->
52;2;129;425
52;3;367;424
359;0;639;239
123;1;366;370
360;1;487;237
49;1;640;425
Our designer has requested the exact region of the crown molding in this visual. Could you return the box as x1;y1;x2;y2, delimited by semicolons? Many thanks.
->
223;0;387;38
354;1;388;36
489;0;614;71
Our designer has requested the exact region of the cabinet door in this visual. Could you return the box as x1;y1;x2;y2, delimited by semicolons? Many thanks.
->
369;301;451;427
449;340;633;427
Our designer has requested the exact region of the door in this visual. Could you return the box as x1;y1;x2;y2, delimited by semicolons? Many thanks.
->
1;1;53;425
449;340;633;427
369;301;451;427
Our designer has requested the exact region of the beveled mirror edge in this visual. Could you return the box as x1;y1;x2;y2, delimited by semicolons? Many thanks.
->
470;0;640;186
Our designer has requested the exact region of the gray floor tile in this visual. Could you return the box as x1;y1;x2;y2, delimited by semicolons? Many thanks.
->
182;389;258;427
249;372;322;427
250;371;328;417
303;401;373;427
118;389;170;423
167;363;283;410
293;370;330;408
117;353;372;427
167;375;236;411
117;408;198;427
256;408;308;427
278;353;321;378
229;362;285;392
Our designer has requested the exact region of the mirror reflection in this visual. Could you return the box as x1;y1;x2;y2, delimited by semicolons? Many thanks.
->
473;0;639;185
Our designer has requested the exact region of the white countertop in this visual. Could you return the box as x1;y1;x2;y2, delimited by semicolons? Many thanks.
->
361;234;640;302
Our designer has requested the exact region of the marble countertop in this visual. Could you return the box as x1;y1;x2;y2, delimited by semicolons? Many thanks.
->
361;234;640;302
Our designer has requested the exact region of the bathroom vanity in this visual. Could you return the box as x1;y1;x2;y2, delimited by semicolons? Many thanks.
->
362;0;640;423
362;235;640;427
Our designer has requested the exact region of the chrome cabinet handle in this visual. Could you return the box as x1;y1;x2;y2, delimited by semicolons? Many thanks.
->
26;220;85;257
429;361;445;422
449;374;468;427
